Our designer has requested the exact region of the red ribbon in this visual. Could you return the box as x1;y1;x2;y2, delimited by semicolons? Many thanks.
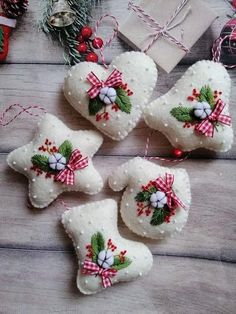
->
195;100;231;137
82;260;117;288
87;69;123;99
153;173;186;209
55;149;88;186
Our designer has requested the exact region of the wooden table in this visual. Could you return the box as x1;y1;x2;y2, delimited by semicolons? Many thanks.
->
0;0;236;313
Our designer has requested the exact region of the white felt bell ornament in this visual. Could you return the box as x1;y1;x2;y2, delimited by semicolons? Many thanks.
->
48;153;66;170
61;199;153;294
99;87;117;105
193;102;212;119
48;0;76;27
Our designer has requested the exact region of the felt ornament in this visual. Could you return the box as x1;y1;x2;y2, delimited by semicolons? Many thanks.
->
108;157;191;239
144;60;233;153
0;1;28;62
62;199;153;294
64;51;158;141
0;12;16;61
7;113;104;208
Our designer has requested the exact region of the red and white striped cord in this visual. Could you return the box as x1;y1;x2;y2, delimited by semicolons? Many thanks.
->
144;131;189;164
0;104;46;126
93;14;119;68
212;34;236;69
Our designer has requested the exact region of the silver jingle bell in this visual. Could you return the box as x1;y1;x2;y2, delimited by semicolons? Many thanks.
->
49;0;76;28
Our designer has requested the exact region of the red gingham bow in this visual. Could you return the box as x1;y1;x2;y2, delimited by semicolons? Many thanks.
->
87;69;123;99
153;173;186;209
55;149;88;186
195;100;231;137
82;260;117;288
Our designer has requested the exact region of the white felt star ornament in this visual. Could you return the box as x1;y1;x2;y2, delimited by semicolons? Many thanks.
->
7;113;104;208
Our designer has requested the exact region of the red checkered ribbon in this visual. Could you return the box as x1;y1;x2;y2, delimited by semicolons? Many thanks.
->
87;69;123;99
153;173;186;209
195;100;231;138
55;149;88;186
82;260;117;288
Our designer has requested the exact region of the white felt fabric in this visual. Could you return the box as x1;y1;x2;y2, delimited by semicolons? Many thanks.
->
62;199;153;295
64;51;158;141
144;60;233;152
7;113;104;208
109;157;191;239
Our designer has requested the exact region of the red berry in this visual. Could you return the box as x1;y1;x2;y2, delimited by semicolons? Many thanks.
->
92;37;104;49
76;34;84;43
81;26;93;39
86;52;98;63
77;43;88;54
173;148;184;158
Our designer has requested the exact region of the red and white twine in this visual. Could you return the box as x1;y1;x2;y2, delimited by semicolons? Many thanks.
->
0;104;46;127
93;14;119;68
144;131;189;164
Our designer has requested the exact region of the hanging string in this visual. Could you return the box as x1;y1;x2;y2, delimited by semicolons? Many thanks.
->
58;199;72;211
0;104;46;127
93;14;119;68
144;131;190;164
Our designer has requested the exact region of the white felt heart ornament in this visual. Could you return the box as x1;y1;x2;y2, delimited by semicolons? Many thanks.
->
7;113;104;208
64;51;158;141
109;157;191;239
144;60;233;152
62;199;153;295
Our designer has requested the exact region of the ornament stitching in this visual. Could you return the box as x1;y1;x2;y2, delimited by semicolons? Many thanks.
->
135;173;186;226
87;70;133;121
170;86;231;137
82;232;131;288
31;139;89;185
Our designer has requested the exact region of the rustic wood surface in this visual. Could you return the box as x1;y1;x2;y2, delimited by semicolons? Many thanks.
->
0;0;236;313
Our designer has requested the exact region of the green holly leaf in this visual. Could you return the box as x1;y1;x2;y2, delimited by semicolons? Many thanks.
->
89;97;104;115
150;208;170;226
58;140;73;161
91;232;105;263
115;87;132;114
199;85;215;107
31;154;50;172
0;26;3;53
135;191;151;202
112;257;132;271
170;106;194;122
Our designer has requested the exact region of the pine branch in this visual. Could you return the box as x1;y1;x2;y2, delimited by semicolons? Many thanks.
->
170;106;195;122
135;191;151;202
39;0;100;65
31;154;50;172
91;232;105;263
199;85;215;107
112;257;132;271
150;207;170;226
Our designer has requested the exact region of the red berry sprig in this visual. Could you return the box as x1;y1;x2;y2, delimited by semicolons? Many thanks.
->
76;26;104;63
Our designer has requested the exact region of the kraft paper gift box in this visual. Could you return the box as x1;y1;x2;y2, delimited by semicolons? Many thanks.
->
118;0;217;73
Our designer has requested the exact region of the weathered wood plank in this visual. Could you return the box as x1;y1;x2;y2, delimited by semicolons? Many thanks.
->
1;63;236;158
1;155;236;261
2;0;232;65
0;249;235;314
